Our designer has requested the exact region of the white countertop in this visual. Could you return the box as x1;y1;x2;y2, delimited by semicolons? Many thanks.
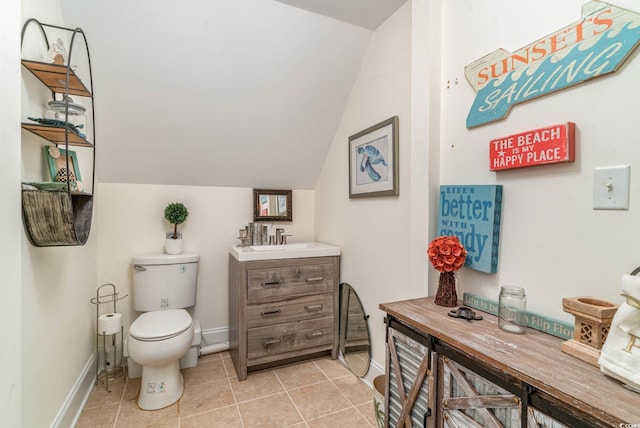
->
229;241;341;261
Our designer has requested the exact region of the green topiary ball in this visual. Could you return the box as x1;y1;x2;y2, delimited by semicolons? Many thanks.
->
164;202;189;225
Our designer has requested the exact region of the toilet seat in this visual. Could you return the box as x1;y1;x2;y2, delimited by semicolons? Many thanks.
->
129;309;192;342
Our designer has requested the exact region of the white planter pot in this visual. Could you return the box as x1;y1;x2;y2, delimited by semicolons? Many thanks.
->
165;237;183;255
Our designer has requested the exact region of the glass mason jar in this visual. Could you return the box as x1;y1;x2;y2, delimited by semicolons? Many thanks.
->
498;286;527;333
47;95;87;138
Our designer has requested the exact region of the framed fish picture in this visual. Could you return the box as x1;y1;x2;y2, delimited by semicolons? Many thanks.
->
348;116;399;198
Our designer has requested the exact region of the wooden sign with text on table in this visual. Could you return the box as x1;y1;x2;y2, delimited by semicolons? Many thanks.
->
490;122;575;171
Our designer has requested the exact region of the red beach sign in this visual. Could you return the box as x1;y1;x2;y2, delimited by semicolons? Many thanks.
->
489;123;575;171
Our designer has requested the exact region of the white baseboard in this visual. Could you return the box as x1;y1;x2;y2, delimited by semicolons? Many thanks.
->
201;326;229;345
364;360;384;388
336;353;384;389
361;358;384;389
51;353;97;428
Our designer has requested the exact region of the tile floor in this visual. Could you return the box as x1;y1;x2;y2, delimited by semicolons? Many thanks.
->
76;352;376;427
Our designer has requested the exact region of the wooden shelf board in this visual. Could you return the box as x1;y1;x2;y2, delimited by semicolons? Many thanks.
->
21;59;91;97
21;123;93;148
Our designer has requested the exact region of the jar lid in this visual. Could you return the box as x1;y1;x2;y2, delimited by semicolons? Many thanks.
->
500;285;526;296
48;95;86;115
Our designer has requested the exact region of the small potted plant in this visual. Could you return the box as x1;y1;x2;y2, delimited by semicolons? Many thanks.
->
164;202;189;255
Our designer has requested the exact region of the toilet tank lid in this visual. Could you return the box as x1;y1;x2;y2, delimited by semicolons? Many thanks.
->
132;253;200;265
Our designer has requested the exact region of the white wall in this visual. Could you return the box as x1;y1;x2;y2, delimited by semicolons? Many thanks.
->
96;183;315;336
316;0;640;375
315;2;427;371
441;0;640;321
1;0;23;425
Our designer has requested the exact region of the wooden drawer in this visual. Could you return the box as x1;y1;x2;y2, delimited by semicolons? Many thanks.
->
247;316;334;360
247;263;334;300
247;293;334;328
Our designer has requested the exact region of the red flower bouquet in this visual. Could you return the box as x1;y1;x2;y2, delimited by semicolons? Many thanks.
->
427;236;467;273
428;236;467;307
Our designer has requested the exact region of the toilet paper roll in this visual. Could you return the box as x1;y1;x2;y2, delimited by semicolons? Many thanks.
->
98;312;122;336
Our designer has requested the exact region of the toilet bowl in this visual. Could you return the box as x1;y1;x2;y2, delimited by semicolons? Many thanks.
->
127;309;194;410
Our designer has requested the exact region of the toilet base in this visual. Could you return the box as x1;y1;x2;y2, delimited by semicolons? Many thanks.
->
126;320;201;379
138;361;184;410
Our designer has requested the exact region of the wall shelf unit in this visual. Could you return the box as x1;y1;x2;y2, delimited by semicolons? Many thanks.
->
20;19;96;247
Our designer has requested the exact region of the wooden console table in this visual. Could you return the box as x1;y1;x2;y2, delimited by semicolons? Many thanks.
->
380;297;640;427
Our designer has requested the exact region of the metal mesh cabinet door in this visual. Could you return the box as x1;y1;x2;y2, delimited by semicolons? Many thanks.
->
386;327;435;428
440;356;520;427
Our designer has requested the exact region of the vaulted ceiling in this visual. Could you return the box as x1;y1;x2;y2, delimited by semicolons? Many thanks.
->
58;0;407;189
274;0;408;30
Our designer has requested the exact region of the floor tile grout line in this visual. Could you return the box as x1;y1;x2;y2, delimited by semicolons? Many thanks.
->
304;404;366;424
177;403;242;426
282;377;333;394
112;376;128;428
228;380;247;428
274;368;309;424
354;402;376;428
329;376;363;408
224;371;248;428
220;352;250;428
233;388;290;405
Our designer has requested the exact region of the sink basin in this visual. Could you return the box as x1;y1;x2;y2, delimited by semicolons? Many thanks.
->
230;241;340;261
250;243;309;251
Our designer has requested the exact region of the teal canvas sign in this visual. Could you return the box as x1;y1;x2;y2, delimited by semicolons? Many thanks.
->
438;185;503;273
465;1;640;129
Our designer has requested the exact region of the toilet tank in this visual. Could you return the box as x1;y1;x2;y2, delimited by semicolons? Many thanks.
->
131;253;199;311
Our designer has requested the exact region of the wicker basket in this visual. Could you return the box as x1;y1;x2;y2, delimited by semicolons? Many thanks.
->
22;189;93;246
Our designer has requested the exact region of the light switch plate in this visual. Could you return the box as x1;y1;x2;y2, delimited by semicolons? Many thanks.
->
593;165;630;210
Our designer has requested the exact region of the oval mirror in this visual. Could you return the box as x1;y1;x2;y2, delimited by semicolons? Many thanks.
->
253;188;292;222
339;283;371;377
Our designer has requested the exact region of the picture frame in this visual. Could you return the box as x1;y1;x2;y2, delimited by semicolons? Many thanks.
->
348;116;399;198
44;146;82;190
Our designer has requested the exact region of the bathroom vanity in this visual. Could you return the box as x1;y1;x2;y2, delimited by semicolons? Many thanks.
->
229;243;340;380
380;297;640;427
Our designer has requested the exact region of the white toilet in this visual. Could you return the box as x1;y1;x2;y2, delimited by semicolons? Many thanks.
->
127;253;199;410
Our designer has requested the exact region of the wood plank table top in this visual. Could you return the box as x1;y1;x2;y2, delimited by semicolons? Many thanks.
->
380;297;640;426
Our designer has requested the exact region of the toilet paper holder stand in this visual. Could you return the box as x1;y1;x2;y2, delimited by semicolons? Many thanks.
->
91;283;128;392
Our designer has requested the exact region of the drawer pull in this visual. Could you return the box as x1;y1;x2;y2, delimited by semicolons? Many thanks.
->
305;277;324;283
262;280;282;288
306;330;324;339
261;338;282;347
261;309;282;317
305;304;323;312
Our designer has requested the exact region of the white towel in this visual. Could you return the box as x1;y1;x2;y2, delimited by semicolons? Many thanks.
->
598;275;640;392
